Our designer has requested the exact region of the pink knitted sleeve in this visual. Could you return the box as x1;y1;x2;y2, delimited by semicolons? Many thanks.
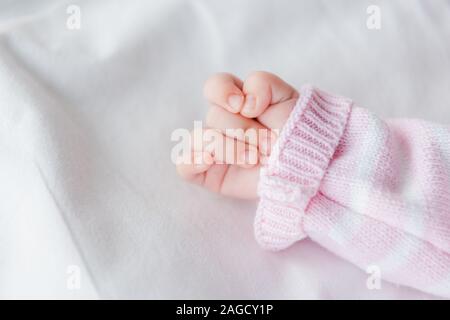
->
255;85;450;298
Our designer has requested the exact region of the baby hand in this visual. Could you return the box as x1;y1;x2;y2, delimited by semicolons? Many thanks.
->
176;71;298;199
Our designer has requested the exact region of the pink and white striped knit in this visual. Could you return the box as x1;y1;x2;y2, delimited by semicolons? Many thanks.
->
255;85;450;298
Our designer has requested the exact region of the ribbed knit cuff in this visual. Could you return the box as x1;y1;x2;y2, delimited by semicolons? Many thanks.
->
255;85;353;251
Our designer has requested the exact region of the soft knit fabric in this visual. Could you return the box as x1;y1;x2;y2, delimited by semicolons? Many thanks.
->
256;85;450;298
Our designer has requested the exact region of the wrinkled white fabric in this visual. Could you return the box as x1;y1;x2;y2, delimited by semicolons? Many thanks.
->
1;0;449;299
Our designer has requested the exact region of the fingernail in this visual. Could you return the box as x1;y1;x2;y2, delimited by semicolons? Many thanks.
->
228;95;243;112
242;95;256;114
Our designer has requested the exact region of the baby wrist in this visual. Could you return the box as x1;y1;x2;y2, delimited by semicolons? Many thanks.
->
255;85;353;250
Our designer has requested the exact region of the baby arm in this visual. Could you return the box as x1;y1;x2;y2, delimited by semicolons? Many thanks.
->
177;72;450;298
256;85;450;298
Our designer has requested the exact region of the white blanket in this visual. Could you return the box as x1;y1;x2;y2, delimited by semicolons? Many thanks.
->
1;0;449;299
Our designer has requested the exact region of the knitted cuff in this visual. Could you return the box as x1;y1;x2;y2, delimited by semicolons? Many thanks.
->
255;85;353;251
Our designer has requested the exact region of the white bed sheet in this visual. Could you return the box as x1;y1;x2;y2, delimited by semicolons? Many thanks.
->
1;0;449;299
